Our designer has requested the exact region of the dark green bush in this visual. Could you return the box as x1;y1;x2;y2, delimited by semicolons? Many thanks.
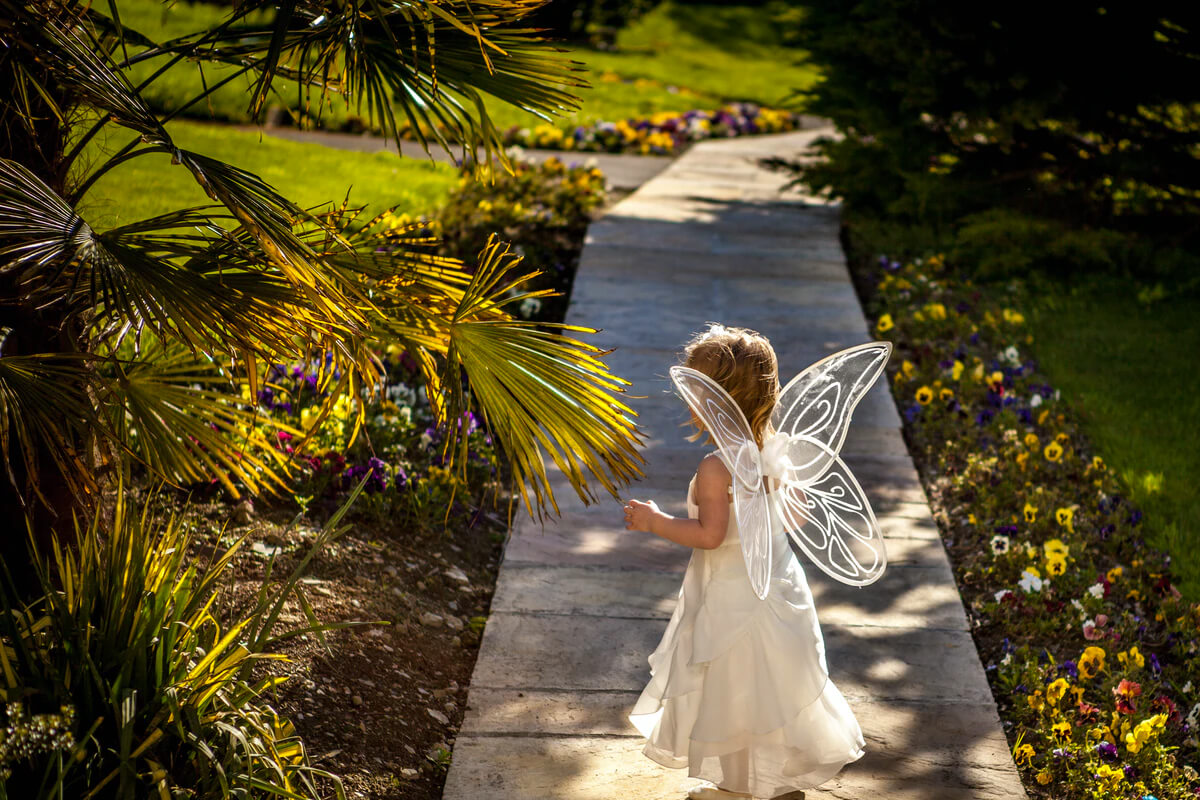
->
792;1;1200;241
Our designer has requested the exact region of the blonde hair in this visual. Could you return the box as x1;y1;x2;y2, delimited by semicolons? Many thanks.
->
682;324;779;448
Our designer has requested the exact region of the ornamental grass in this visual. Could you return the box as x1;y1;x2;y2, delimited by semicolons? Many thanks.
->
862;254;1200;799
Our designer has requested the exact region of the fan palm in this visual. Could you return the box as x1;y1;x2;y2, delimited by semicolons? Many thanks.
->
0;0;643;547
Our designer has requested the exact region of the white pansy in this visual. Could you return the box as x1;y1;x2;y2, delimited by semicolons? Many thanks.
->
989;535;1011;555
1087;583;1105;599
1030;394;1043;408
994;589;1013;602
1183;680;1194;695
1187;703;1200;729
1004;346;1020;365
1018;569;1043;593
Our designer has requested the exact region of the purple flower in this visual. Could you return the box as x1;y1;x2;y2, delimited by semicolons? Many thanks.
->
955;301;970;313
1129;509;1143;525
1096;742;1119;762
938;358;954;369
394;466;409;491
903;403;922;422
969;332;980;345
975;408;995;426
1017;408;1033;424
1060;660;1078;679
1150;654;1162;675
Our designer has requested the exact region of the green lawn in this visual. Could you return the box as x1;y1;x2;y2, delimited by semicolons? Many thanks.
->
1026;278;1200;599
80;120;457;230
117;0;818;134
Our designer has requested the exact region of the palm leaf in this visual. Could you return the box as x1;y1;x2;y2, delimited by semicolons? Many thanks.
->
440;238;643;515
99;345;296;496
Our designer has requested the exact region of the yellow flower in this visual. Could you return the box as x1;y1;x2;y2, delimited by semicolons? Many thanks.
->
1046;556;1067;576
1090;456;1106;472
915;386;934;405
1046;678;1069;706
1002;308;1026;325
1023;433;1039;449
1051;721;1072;743
1055;507;1075;532
951;360;964;381
875;313;894;333
1107;566;1123;583
1117;646;1144;670
1016;452;1029;470
972;362;985;382
1023;503;1038;523
1096;764;1123;788
1024;564;1041;578
1054;432;1071;444
1044;538;1068;557
912;310;925;322
1127;589;1143;602
1013;743;1035;767
1044;442;1063;462
901;359;915;379
939;387;954;401
1037;409;1051;426
1027;691;1046;713
924;302;947;320
968;513;977;525
1035;769;1052;786
1079;646;1106;680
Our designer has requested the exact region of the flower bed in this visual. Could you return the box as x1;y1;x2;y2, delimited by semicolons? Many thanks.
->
858;253;1200;798
246;156;606;516
501;103;804;155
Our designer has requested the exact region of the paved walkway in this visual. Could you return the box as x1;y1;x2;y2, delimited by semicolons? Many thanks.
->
443;129;1027;800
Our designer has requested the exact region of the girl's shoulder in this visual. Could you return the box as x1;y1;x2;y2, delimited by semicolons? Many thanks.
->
695;452;732;495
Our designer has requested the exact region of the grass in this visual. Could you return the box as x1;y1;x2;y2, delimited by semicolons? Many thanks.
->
116;0;819;135
1025;277;1200;599
80;120;457;230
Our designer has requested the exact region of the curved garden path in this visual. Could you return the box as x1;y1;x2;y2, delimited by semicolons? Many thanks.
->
443;129;1029;800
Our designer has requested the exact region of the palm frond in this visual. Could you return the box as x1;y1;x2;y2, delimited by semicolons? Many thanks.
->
99;345;296;497
0;352;104;500
439;238;643;515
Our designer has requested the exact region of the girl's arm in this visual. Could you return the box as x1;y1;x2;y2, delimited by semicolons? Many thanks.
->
624;454;731;550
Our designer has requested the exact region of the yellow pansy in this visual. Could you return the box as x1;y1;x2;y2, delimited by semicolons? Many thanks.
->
1023;503;1038;523
1016;452;1029;470
1044;538;1068;557
1046;678;1069;706
901;359;915;378
915;386;934;405
1051;721;1072;743
1023;433;1039;449
1002;308;1026;325
951;360;964;380
1044;442;1063;462
1037;409;1051;425
939;387;954;402
1055;507;1075;532
876;313;894;333
1079;646;1106;679
1090;456;1106;472
1035;769;1052;785
1046;556;1067;576
1013;743;1035;767
1107;566;1123;583
1096;764;1123;788
972;362;985;382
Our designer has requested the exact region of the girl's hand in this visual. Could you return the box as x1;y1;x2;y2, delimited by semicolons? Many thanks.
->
623;499;662;533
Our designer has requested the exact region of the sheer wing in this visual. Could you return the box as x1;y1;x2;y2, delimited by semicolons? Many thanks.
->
669;366;771;599
772;342;892;484
774;439;887;586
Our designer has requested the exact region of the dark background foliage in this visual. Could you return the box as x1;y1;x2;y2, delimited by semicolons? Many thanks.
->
787;0;1200;281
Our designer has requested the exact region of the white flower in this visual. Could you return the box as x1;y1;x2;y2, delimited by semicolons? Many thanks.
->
1004;346;1020;365
1087;583;1105;599
420;431;434;448
989;535;1011;555
994;589;1013;602
1187;703;1200;729
1030;394;1043;408
1018;569;1043;593
1001;652;1012;666
1183;680;1194;695
1071;599;1085;615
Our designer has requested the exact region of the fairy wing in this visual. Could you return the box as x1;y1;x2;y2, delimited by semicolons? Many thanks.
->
772;342;892;484
669;366;772;600
771;342;892;586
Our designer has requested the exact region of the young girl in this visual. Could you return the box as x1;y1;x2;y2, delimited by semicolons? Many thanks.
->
623;325;866;800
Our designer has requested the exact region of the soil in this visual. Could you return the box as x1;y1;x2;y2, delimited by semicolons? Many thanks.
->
184;494;509;800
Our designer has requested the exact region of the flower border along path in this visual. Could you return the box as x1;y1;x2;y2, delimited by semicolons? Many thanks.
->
442;129;1028;799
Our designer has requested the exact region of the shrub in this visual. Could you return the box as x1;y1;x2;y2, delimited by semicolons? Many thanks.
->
0;483;368;798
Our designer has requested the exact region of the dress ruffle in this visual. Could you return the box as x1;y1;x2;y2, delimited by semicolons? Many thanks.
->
628;475;865;798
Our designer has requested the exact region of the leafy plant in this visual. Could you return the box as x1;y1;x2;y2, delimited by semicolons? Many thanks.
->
0;0;643;550
0;478;372;798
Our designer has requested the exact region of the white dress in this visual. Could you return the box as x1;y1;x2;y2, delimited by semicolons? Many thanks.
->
628;474;866;798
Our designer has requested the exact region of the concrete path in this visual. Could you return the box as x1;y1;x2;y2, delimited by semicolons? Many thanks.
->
242;126;673;191
444;129;1028;800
